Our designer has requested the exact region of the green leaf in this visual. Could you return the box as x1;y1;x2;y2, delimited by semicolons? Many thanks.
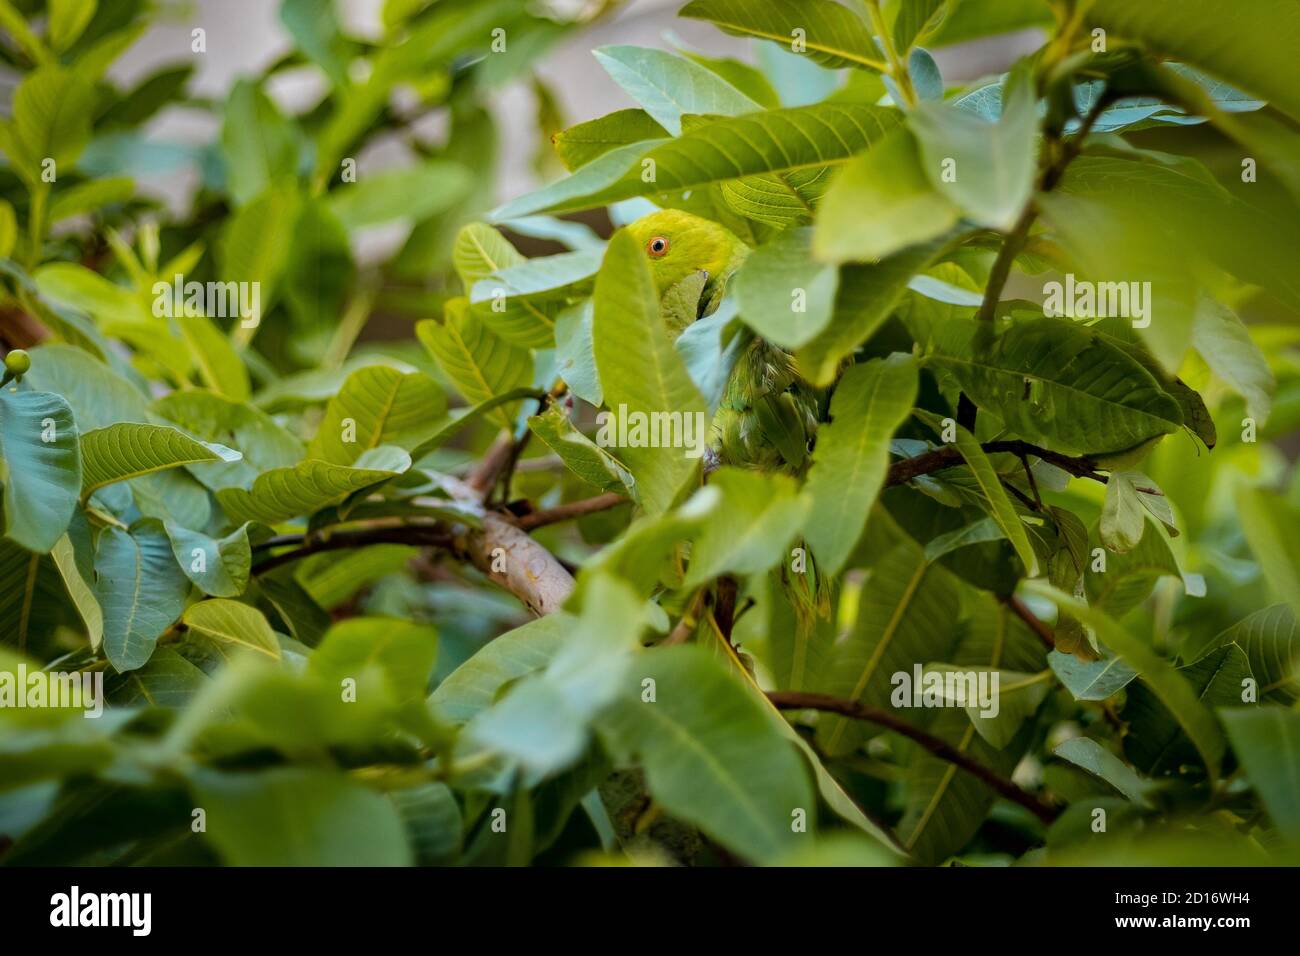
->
430;614;572;724
554;300;601;406
153;389;303;481
592;230;706;514
680;0;887;72
908;65;1037;230
164;521;251;598
734;227;838;349
182;599;279;659
453;223;559;348
921;317;1184;457
406;387;542;463
467;249;603;349
79;423;227;499
0;389;80;553
1220;706;1300;845
1022;580;1226;780
390;783;461;865
0;538;73;650
923;516;1004;561
311;617;437;704
797;241;943;387
298;543;417;610
48;0;97;52
219;186;300;329
527;404;634;496
804;355;917;575
1;66;95;182
215;446;410;526
1192;296;1274;424
1123;644;1251;777
1236;488;1300;621
818;542;960;756
946;421;1039;576
326;161;471;229
257;566;330;648
1201;605;1300;704
927;0;1051;46
280;0;352;88
306;366;446;465
0;200;14;258
927;664;1052;748
48;176;134;223
310;0;513;184
495;103;902;218
599;645;814;863
51;530;101;647
814;128;960;263
416;301;531;431
469;576;641;779
469;248;603;302
95;519;190;672
893;0;948;52
1053;737;1155;807
593;45;760;136
1038;154;1300;370
23;343;149;431
683;468;809;587
190;767;412;865
1049;650;1138;701
1100;471;1147;553
1102;472;1176;553
176;313;251;404
1085;514;1182;618
220;79;300;207
897;594;1045;863
104;647;207;708
551;109;668;172
1086;0;1300;123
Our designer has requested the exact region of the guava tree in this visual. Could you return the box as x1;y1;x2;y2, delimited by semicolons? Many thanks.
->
1;0;1298;867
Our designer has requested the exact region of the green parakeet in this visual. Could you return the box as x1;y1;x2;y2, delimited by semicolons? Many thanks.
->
626;209;832;635
625;210;823;474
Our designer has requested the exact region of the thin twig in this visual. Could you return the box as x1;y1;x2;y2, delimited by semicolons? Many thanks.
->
252;525;454;575
1001;594;1057;651
974;90;1112;323
767;691;1060;824
514;492;629;531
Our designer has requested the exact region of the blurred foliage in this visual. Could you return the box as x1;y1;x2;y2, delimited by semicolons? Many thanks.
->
1;0;1299;868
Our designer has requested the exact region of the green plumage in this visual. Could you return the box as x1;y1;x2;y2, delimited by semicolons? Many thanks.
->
628;209;832;631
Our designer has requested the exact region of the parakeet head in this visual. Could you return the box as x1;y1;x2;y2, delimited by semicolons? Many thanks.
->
625;210;748;297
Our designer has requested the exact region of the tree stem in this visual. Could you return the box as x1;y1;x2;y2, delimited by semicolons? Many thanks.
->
767;691;1060;824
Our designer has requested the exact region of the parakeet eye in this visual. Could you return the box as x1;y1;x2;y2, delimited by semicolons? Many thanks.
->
647;236;670;258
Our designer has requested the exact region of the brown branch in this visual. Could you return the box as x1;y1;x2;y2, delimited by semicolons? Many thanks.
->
713;575;739;644
466;432;518;499
767;691;1060;824
884;440;1105;489
252;525;453;575
1001;594;1057;651
513;492;629;531
424;477;575;617
973;90;1111;323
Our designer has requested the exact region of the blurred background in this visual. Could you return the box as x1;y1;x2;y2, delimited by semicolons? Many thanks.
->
87;0;1044;242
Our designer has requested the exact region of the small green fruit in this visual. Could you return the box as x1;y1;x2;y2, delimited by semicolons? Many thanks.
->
4;349;30;376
